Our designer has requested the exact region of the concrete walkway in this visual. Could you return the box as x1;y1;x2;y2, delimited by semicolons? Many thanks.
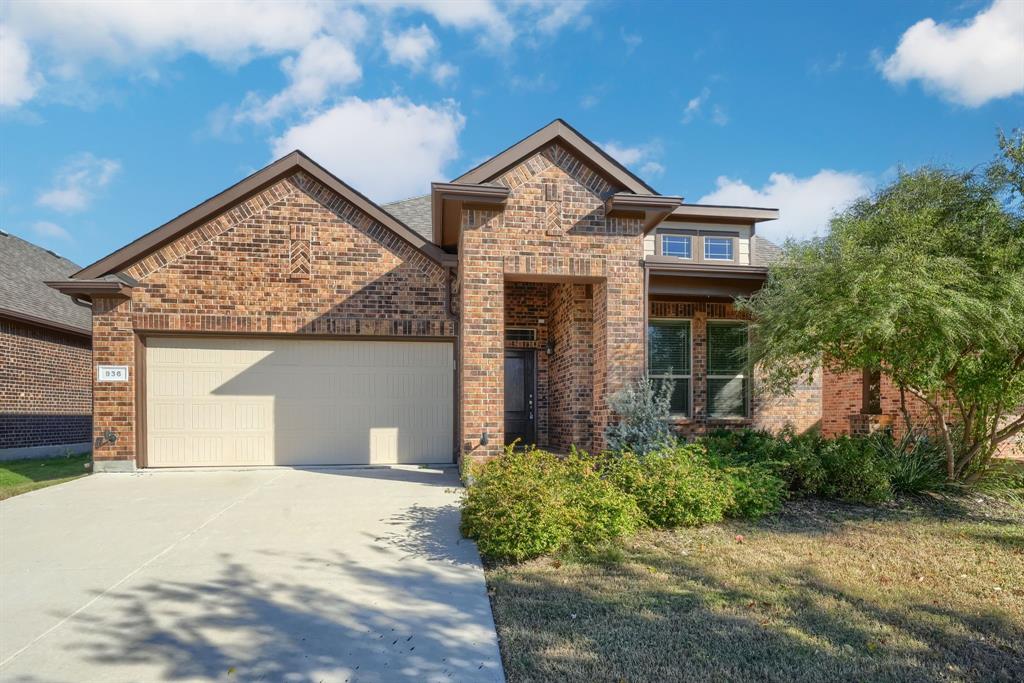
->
0;467;504;682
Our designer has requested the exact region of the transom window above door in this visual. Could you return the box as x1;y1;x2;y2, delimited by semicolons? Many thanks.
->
661;234;692;258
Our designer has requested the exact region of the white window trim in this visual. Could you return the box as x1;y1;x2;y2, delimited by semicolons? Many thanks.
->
704;237;734;261
647;317;693;418
706;320;750;419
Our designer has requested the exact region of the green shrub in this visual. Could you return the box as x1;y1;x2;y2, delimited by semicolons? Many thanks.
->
874;433;948;494
603;445;734;528
817;436;893;504
700;428;826;497
722;464;787;519
605;376;677;456
460;447;642;562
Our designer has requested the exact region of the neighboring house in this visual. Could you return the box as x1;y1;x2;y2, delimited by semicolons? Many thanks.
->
48;119;832;472
1;232;92;459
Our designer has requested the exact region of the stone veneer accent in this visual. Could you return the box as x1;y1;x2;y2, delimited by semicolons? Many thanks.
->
90;170;454;467
0;318;92;453
459;143;645;461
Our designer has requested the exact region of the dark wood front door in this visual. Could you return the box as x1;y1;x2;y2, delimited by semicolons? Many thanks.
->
504;349;536;447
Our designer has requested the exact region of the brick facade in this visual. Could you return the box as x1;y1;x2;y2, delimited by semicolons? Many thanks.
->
1;318;91;451
89;170;454;468
459;143;645;461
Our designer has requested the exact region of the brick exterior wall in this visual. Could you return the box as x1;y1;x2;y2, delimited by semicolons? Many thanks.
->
0;318;91;450
649;300;822;438
504;282;550;447
458;143;645;461
547;283;594;452
89;170;454;467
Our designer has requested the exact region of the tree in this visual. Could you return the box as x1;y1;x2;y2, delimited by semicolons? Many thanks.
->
740;132;1024;480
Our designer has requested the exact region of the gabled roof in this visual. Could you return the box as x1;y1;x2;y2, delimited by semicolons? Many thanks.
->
74;151;452;280
452;118;659;195
381;195;433;241
0;231;91;335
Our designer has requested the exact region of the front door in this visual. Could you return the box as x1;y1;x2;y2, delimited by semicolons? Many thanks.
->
504;349;536;447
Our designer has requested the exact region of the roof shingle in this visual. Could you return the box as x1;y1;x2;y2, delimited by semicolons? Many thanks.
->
0;231;91;333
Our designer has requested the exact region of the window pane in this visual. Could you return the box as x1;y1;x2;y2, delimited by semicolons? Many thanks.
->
707;321;748;374
648;320;691;375
704;237;733;260
653;377;690;416
708;377;748;418
662;235;691;258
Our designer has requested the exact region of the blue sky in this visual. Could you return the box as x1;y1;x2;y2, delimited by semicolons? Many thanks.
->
1;0;1021;267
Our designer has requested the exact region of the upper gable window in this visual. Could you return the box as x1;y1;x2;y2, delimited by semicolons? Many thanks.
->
704;237;734;261
661;234;692;259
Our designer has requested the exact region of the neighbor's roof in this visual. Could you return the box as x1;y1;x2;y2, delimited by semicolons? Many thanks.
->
0;231;91;335
382;195;433;241
752;236;783;266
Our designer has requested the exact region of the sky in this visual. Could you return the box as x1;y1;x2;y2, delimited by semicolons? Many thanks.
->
1;0;1022;268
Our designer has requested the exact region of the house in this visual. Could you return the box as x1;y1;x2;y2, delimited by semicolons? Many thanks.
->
1;232;92;459
48;119;826;472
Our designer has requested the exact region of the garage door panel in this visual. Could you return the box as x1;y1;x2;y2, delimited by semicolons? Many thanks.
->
146;337;452;467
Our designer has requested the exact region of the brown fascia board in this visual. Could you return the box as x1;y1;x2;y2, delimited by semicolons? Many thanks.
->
45;278;135;299
431;183;510;245
605;193;683;232
0;307;91;338
670;203;780;223
452;119;657;195
74;151;450;280
644;257;769;280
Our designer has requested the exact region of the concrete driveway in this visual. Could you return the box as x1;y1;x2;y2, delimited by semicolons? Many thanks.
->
0;467;504;683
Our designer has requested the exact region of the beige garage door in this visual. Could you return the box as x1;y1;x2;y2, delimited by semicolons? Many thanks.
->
145;337;453;467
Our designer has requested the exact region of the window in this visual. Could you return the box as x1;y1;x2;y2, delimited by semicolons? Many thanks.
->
647;319;691;415
707;321;749;418
505;327;537;343
862;368;882;415
661;234;692;258
704;237;734;261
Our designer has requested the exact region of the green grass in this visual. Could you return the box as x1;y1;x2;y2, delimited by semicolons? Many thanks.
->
0;454;90;500
486;496;1024;682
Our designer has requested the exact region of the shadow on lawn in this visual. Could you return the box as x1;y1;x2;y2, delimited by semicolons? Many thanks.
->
489;537;1024;682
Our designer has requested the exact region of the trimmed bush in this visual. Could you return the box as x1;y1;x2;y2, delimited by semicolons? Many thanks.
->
700;427;826;498
817;436;893;504
722;464;787;519
460;447;642;562
603;445;734;528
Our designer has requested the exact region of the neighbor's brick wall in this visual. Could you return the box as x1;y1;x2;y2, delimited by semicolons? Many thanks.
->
91;170;455;465
459;143;645;461
0;318;91;450
650;300;822;438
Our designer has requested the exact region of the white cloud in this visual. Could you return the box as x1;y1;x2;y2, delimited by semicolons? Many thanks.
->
271;97;464;202
534;1;589;35
31;221;72;241
711;104;729;126
383;24;438;71
698;170;872;242
580;94;599;109
682;87;710;123
600;140;665;178
36;153;121;213
879;0;1024;107
0;25;40;108
387;0;516;48
621;28;642;54
431;62;458;85
238;37;362;124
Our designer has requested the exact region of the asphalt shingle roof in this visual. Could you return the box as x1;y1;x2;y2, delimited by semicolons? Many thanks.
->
381;195;433;241
0;231;91;333
751;235;783;266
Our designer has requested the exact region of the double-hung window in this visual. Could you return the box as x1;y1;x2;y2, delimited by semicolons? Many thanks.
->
647;319;691;416
707;321;749;418
661;234;692;259
704;237;734;261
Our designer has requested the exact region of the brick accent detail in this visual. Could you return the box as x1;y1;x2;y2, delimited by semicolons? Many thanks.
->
650;299;821;438
459;143;644;462
0;319;92;449
92;171;454;465
547;283;594;452
90;296;135;463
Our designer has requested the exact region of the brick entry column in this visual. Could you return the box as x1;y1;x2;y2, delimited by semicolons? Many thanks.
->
91;295;137;471
591;269;645;452
459;209;505;463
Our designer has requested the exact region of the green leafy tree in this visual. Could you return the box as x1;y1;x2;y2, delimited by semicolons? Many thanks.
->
740;132;1024;480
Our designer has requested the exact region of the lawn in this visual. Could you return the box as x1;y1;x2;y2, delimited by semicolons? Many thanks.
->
486;496;1024;682
0;454;90;500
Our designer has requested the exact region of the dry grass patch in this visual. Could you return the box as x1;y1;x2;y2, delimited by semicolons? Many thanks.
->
486;496;1024;682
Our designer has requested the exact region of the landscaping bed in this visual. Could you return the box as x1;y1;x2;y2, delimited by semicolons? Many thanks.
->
0;454;90;500
486;495;1024;682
